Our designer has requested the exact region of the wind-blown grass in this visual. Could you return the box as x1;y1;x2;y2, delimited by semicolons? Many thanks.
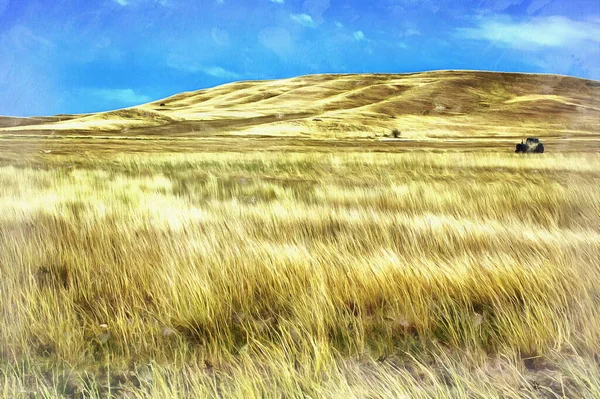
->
1;151;599;398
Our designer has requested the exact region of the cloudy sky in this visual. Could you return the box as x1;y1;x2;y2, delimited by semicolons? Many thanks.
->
1;0;599;116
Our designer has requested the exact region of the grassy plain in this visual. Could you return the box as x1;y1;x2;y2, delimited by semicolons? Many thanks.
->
0;69;599;398
1;141;599;398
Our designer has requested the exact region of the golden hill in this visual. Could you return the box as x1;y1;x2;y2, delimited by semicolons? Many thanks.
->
2;70;599;139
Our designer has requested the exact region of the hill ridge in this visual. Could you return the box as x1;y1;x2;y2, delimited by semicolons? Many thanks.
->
1;70;599;138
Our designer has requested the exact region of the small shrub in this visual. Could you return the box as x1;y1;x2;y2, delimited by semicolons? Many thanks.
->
391;128;401;138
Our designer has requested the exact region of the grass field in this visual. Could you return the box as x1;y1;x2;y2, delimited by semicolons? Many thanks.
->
1;142;599;398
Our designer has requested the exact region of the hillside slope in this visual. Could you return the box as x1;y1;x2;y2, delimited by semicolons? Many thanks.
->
2;71;599;138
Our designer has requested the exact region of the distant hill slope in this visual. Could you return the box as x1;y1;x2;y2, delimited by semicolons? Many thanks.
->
2;71;599;138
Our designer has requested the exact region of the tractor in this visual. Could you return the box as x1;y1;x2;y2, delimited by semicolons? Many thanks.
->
515;137;544;153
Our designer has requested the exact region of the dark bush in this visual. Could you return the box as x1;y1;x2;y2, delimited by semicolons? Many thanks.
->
391;128;401;138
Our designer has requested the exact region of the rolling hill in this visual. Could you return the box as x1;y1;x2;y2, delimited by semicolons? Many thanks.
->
1;70;599;139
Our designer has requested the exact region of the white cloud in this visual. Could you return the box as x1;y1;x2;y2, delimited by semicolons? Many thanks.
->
302;0;330;25
457;15;600;50
403;28;421;37
166;53;202;73
270;0;284;3
353;30;365;41
211;27;229;46
202;66;240;79
290;13;315;28
259;27;292;55
334;21;343;29
165;54;240;79
216;0;224;4
92;89;151;105
2;25;54;52
114;0;128;5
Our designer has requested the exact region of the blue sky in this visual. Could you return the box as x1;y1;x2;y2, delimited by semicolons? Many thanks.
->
1;0;599;116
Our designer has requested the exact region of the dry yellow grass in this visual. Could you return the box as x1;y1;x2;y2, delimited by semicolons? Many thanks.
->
1;149;599;398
